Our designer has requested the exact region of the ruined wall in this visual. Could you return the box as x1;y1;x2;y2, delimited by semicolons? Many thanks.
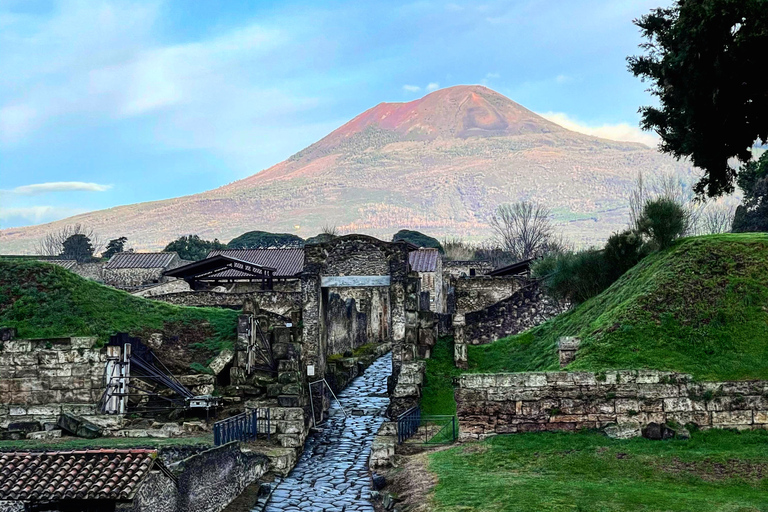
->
324;287;391;356
461;283;568;345
119;443;269;512
0;337;106;429
151;291;301;317
443;261;493;279
456;370;768;440
453;276;523;315
70;262;105;281
132;279;191;298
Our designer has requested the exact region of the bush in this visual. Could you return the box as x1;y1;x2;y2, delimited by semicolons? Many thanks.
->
638;198;688;250
535;249;612;304
603;230;646;281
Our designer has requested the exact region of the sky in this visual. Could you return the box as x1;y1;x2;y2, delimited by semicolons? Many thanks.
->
0;0;668;229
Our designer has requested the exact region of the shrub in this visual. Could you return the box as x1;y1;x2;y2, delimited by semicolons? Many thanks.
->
637;198;688;250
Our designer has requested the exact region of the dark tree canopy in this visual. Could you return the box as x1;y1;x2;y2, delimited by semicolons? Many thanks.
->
391;230;444;253
102;237;127;259
732;151;768;232
61;234;94;263
227;230;304;249
628;0;768;197
163;235;226;261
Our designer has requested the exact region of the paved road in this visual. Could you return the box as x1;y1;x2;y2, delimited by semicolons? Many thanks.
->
262;353;391;512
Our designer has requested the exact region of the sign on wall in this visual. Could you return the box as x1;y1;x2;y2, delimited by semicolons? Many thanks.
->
320;276;391;287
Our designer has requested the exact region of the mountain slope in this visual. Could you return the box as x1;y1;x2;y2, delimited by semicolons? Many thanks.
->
0;85;696;252
467;233;768;381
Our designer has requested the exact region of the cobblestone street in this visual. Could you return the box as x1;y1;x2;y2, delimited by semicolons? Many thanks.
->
262;353;391;512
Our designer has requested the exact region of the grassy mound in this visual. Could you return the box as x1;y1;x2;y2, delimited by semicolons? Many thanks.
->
468;233;768;380
428;430;768;511
0;259;238;369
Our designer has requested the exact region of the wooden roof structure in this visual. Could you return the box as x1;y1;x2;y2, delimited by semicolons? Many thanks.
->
164;254;276;286
487;258;533;277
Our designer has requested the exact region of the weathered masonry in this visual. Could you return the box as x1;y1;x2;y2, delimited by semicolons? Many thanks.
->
456;370;768;440
103;252;187;290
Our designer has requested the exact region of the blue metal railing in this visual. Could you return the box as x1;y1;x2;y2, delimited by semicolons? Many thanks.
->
397;406;421;444
397;406;458;445
213;408;270;446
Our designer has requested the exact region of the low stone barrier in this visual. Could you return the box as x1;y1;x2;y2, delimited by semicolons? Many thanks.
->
150;290;301;316
455;370;768;440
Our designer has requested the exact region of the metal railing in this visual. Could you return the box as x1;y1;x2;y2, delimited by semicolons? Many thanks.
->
397;406;457;445
213;408;270;446
397;406;421;444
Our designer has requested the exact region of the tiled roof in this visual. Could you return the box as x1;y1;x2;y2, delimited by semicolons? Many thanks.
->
207;248;304;278
105;252;177;269
409;248;440;273
42;260;77;270
0;449;161;502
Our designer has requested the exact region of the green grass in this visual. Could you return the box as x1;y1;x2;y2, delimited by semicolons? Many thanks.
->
429;429;768;511
0;259;238;358
421;336;460;416
0;435;213;451
467;233;768;381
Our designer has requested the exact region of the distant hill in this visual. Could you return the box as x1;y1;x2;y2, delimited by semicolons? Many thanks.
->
0;85;697;253
468;233;768;381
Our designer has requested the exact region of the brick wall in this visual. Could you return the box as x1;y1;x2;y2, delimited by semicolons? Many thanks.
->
456;370;768;440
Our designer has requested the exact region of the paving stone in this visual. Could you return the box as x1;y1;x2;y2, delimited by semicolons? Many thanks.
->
263;353;390;512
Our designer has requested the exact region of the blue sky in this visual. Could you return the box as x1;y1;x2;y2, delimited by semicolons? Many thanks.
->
0;0;667;229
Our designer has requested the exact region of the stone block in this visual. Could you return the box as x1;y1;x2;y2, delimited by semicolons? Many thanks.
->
26;405;61;417
27;429;62;440
615;399;639;414
57;412;102;439
663;397;695;412
177;374;215;387
278;395;301;407
276;420;305;435
524;373;548;387
712;410;752;425
277;433;303;448
754;411;768;424
604;423;641;439
7;421;42;434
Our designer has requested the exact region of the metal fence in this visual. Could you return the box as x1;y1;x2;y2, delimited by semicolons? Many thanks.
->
213;408;270;446
396;407;458;445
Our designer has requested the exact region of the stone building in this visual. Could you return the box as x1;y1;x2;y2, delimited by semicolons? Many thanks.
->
408;248;445;313
443;260;493;279
103;252;186;290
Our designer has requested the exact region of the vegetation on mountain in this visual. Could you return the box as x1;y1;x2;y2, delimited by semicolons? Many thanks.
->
473;233;768;381
163;234;226;261
392;230;443;252
0;259;238;366
732;152;768;232
0;86;700;254
34;224;103;259
226;230;304;249
628;0;768;197
102;236;127;259
428;430;768;511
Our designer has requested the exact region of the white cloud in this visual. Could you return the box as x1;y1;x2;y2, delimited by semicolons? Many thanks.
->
540;111;659;147
10;182;113;195
403;84;421;92
555;74;572;84
426;82;440;92
485;72;500;79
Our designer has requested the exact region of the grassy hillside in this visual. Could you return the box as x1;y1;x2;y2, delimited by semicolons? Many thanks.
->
467;233;768;381
0;259;238;369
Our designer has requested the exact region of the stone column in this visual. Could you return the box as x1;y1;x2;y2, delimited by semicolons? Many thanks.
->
453;312;468;369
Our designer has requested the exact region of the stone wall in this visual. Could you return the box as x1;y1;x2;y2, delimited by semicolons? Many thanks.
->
0;337;107;429
151;290;301;316
133;279;192;298
461;283;568;345
324;287;391;356
119;442;269;512
325;342;392;395
103;267;168;289
443;261;493;279
453;276;523;315
456;370;768;440
70;262;105;281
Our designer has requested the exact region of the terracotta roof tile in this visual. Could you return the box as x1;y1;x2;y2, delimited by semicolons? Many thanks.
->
0;449;159;502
